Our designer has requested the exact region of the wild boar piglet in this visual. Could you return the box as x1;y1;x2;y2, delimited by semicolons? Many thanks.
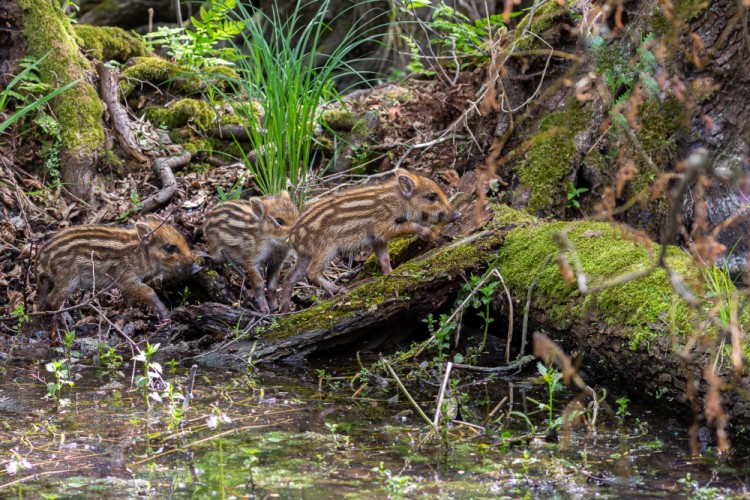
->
280;170;459;312
204;191;299;313
36;216;200;320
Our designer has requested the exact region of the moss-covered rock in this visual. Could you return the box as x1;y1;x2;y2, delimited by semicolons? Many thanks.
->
521;98;591;214
18;0;104;197
320;108;355;132
73;25;148;62
121;57;238;96
121;56;203;95
144;99;215;131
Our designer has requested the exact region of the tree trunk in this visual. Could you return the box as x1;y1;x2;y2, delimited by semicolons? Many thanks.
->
9;0;104;200
677;0;750;277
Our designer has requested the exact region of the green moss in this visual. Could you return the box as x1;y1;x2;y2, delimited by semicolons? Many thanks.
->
121;56;203;95
497;216;699;348
382;85;413;103
361;237;420;275
73;25;148;62
513;0;568;50
220;113;243;125
18;0;104;171
740;299;750;332
183;137;225;155
627;97;682;194
265;231;505;341
488;203;538;227
675;0;709;21
521;98;590;214
144;99;214;131
99;149;123;171
320;108;355;132
593;42;623;78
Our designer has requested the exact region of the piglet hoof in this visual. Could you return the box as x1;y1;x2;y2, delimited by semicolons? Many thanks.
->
255;297;271;315
266;294;278;312
155;317;172;329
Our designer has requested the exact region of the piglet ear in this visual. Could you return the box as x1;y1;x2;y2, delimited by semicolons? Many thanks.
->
397;174;415;198
250;198;266;220
279;190;291;201
135;222;152;242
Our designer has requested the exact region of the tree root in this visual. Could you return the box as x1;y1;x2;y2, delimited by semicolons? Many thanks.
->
140;151;192;213
96;62;147;164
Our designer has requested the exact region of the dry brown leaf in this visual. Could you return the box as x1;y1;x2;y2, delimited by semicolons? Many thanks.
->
439;169;460;186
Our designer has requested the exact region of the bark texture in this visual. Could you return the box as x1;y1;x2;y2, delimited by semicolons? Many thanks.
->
13;0;104;199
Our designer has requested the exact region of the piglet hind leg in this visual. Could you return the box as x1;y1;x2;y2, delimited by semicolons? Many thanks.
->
127;281;170;320
265;255;285;312
313;274;348;297
373;241;392;275
280;255;311;313
306;253;348;297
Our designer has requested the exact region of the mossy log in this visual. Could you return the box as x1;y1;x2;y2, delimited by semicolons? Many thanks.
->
177;204;750;429
489;206;750;429
174;228;502;364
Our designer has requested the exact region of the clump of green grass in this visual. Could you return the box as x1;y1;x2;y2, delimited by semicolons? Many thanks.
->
205;0;385;197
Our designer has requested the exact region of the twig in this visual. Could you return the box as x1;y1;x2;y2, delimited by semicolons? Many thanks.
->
433;361;453;428
0;466;95;491
453;354;536;373
181;364;199;415
87;303;141;386
481;396;508;427
497;271;513;365
586;386;601;428
519;254;553;361
380;355;433;426
175;0;183;27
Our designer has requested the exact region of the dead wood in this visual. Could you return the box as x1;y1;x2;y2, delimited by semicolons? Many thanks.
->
171;229;502;366
96;62;147;164
207;124;250;141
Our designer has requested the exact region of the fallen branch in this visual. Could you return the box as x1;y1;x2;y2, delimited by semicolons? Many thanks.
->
453;354;535;373
207;124;250;141
433;361;454;428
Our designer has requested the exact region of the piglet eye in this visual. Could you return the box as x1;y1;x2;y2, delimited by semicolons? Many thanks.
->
426;193;438;202
275;218;285;226
163;244;178;254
